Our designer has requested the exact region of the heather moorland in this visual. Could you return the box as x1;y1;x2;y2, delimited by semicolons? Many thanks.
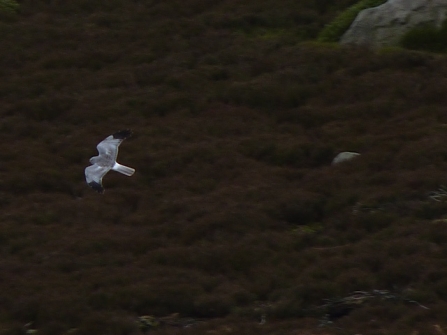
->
2;1;447;334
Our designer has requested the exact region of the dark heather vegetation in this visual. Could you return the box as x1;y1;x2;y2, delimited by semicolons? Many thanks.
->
2;0;447;334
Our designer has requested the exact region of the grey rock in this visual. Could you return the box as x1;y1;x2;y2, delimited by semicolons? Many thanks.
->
340;0;447;48
332;152;360;165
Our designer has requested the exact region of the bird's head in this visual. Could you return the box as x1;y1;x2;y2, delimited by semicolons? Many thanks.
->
89;157;98;164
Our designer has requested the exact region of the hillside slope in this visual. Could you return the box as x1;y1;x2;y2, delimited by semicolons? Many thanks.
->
1;1;447;334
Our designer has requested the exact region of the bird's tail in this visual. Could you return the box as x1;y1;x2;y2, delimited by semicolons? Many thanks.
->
112;163;135;176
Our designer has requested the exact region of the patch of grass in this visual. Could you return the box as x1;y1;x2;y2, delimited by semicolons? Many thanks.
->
0;0;19;14
317;0;387;42
400;21;447;53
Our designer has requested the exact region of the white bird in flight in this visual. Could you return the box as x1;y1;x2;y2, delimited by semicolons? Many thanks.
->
85;130;135;193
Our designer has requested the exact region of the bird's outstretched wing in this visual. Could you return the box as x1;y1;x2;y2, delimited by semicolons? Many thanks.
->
85;164;111;194
96;129;132;160
86;130;133;193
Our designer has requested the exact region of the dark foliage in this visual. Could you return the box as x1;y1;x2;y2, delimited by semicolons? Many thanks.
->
400;21;447;53
1;1;447;334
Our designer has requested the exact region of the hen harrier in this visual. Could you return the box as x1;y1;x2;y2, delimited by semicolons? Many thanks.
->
85;130;135;193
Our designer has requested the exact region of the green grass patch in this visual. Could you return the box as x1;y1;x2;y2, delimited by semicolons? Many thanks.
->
400;21;447;53
317;0;387;42
0;0;19;14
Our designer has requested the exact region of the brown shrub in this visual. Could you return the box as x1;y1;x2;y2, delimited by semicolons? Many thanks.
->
3;0;447;333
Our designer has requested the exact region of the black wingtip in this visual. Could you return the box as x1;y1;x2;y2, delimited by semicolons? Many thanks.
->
88;182;104;194
112;129;132;140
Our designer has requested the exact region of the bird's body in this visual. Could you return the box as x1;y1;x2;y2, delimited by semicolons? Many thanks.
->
85;130;135;193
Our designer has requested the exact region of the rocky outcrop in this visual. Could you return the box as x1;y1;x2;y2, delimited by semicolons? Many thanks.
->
340;0;447;47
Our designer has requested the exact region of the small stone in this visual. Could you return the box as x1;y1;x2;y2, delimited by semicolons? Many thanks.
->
332;152;360;165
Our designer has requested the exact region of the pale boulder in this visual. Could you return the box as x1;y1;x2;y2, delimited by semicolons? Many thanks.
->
340;0;447;48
